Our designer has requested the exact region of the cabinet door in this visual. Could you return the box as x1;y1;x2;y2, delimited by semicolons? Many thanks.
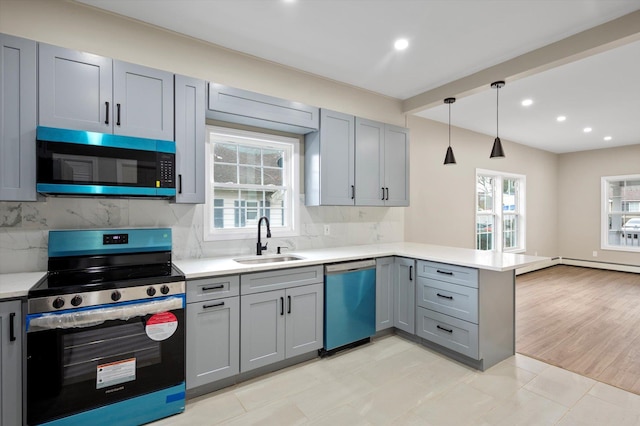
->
285;283;323;358
305;109;355;206
375;257;394;331
38;43;112;133
394;257;415;334
174;75;205;204
355;118;385;206
1;300;22;426
0;34;36;201
186;296;239;389
113;60;174;140
240;290;285;372
384;125;410;206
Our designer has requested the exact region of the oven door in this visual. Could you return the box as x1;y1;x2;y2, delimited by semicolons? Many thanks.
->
26;296;185;425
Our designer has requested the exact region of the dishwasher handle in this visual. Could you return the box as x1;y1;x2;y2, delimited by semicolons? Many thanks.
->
325;259;376;274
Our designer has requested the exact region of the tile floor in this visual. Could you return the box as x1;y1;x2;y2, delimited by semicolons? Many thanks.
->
151;335;640;425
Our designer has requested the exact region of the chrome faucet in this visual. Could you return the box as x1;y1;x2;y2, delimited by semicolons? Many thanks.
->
256;216;271;255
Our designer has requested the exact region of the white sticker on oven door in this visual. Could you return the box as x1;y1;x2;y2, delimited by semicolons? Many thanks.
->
145;311;178;341
97;358;136;389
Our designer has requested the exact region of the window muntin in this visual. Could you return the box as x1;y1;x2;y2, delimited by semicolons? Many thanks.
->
601;175;640;252
204;127;299;241
476;170;525;253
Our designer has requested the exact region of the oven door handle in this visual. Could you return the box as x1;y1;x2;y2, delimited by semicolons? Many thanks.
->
27;296;184;331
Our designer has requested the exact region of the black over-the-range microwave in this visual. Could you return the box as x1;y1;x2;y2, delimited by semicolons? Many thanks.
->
36;126;176;197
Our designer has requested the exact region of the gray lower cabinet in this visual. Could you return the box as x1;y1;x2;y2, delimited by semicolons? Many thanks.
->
38;43;174;141
1;300;22;426
0;34;37;201
186;275;240;390
240;266;323;373
174;75;205;204
354;118;410;207
415;260;514;370
394;257;415;334
375;257;394;331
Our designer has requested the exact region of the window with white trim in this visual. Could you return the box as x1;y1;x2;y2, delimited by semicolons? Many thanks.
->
476;169;526;252
601;175;640;252
204;126;299;241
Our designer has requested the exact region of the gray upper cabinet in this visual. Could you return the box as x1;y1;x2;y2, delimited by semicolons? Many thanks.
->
38;43;112;133
305;109;355;206
305;112;409;207
0;34;36;201
355;118;410;207
1;300;22;426
38;44;174;140
113;61;174;140
207;83;319;134
174;75;205;204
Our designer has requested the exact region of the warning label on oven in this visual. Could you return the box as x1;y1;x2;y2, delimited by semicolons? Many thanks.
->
97;358;136;390
145;311;178;341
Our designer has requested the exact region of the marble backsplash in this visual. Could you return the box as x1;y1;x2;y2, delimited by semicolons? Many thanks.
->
0;196;404;274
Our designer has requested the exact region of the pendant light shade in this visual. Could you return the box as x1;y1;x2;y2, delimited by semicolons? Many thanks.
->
490;81;506;159
443;97;456;165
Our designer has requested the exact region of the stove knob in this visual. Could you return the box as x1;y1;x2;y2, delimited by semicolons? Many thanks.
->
160;285;170;295
71;295;83;307
111;290;122;302
146;287;157;297
52;297;65;309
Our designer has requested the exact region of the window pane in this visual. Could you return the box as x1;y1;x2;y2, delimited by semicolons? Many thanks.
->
503;179;517;212
213;164;237;184
605;177;640;247
476;215;494;250
477;176;494;212
238;146;261;166
263;167;283;186
263;149;283;168
214;143;237;163
503;214;518;249
239;165;262;185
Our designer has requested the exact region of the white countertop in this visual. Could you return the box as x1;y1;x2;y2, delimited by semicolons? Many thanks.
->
0;243;549;299
174;242;549;279
0;272;46;300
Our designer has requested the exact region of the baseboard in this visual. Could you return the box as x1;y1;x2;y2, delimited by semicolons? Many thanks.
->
516;256;640;275
560;258;640;274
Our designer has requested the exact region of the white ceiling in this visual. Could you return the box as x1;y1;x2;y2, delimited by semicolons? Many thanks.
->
75;0;640;154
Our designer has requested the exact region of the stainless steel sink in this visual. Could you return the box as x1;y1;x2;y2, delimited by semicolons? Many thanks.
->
233;254;304;265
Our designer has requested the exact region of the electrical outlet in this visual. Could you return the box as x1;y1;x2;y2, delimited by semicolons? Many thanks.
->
323;224;330;236
593;251;598;257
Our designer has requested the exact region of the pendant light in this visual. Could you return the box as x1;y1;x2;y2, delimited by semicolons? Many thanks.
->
443;97;457;165
490;81;506;159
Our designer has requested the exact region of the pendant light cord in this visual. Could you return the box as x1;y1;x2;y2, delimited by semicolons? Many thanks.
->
496;84;499;138
448;102;452;147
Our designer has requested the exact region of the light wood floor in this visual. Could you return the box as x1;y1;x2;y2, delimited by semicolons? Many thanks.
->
516;265;640;396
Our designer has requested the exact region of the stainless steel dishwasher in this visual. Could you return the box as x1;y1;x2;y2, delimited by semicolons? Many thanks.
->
323;259;376;353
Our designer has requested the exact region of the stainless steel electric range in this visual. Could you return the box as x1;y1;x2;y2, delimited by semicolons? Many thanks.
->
26;228;185;426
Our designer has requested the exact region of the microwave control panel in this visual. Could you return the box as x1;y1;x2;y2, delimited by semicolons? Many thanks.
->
157;153;175;188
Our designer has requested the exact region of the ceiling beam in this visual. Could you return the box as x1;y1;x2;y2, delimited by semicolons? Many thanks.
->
402;9;640;114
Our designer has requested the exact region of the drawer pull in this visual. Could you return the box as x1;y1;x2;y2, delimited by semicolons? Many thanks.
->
202;285;224;291
437;324;453;333
203;302;224;309
436;270;454;276
436;293;453;300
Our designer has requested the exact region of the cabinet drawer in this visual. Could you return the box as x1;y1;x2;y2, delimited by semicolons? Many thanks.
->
416;278;478;323
416;307;479;360
241;266;323;295
187;275;239;303
417;261;478;288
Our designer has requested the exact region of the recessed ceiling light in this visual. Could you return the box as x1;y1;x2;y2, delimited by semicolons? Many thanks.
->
521;99;533;107
394;38;409;51
557;116;566;122
604;136;612;141
583;127;592;133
